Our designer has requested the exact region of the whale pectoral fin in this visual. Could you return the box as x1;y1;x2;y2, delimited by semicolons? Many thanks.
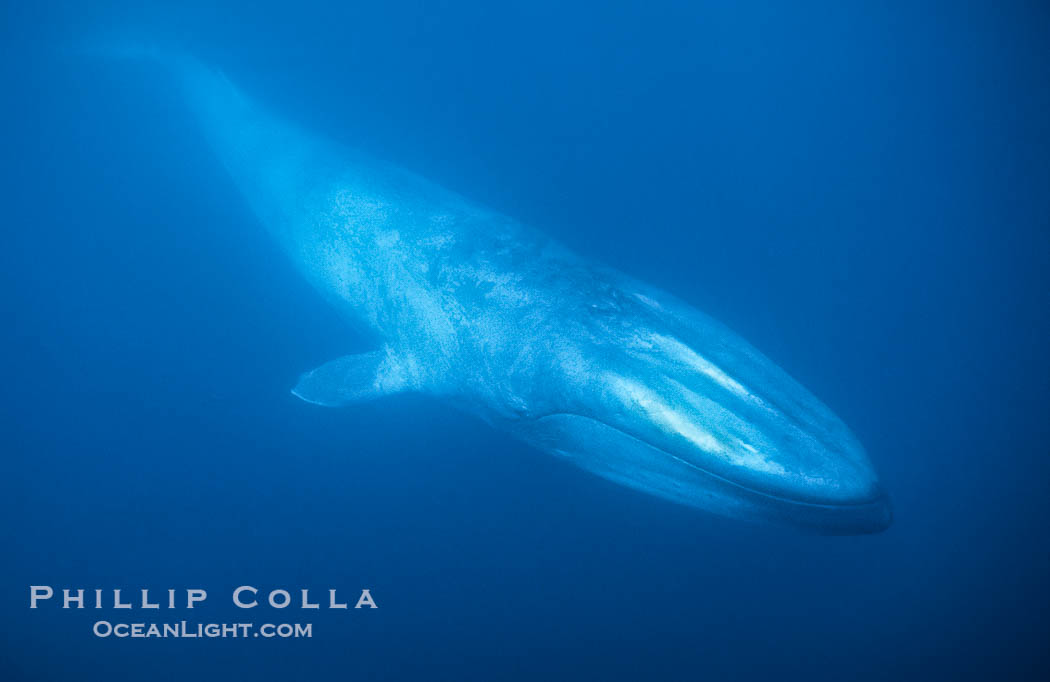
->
291;350;406;407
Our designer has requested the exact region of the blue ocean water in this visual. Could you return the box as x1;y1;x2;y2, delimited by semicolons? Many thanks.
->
1;1;1048;680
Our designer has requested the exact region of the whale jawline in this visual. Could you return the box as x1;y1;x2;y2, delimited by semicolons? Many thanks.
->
535;413;893;534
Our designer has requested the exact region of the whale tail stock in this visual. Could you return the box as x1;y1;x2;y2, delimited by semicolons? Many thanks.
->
70;41;234;114
80;40;339;264
82;43;417;406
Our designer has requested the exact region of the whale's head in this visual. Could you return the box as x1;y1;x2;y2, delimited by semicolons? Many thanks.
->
513;289;890;534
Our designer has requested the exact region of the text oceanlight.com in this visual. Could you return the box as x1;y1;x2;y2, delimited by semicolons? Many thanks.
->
93;621;313;638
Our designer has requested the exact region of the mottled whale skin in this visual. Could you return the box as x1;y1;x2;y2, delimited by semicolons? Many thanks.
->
129;52;890;533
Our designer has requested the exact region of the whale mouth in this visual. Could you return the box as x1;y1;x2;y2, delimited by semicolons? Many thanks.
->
532;413;892;534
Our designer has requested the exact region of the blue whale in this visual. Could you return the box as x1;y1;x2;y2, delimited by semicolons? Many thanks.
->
120;51;890;533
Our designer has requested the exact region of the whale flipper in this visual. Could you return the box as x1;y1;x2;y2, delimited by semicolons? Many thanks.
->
291;350;408;407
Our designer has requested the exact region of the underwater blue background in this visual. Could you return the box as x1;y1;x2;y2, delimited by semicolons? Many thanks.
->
1;1;1048;679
